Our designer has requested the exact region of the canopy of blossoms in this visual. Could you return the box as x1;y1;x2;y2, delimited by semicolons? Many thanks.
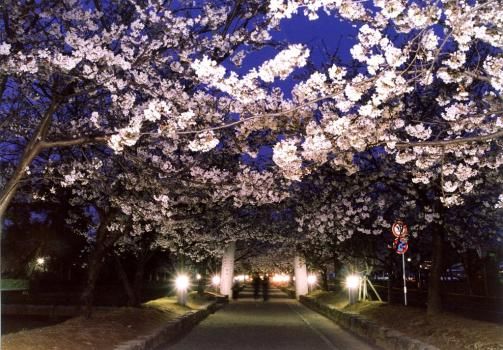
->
0;0;502;261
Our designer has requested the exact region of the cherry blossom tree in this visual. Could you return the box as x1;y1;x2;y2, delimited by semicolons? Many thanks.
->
1;0;502;317
0;0;273;218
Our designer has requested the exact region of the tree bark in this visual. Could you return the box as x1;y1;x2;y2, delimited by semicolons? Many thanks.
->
320;267;329;291
132;253;151;306
0;101;58;219
427;225;444;315
114;255;137;307
81;244;107;318
80;209;119;317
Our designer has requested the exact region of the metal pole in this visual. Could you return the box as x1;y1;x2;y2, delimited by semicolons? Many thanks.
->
402;254;408;306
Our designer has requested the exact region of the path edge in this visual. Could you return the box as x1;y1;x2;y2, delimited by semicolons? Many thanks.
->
114;301;224;350
299;295;439;350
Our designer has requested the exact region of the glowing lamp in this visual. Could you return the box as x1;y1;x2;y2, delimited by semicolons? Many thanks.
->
211;275;221;286
345;275;360;289
175;274;190;291
307;275;317;285
36;257;45;266
196;273;202;280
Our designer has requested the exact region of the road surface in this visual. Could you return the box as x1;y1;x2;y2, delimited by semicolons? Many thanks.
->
162;288;377;350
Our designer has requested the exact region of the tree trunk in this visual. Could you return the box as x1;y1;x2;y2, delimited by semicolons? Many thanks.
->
132;255;150;306
427;226;444;315
114;255;137;307
386;253;393;303
81;246;107;318
0;102;58;219
197;260;207;295
80;209;119;317
320;267;329;291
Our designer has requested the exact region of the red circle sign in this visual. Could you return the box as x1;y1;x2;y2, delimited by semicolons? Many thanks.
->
392;220;408;238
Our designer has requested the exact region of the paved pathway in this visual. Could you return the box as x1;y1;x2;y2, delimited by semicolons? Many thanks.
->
163;288;377;350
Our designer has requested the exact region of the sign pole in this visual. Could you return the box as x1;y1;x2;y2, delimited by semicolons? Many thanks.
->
402;254;407;306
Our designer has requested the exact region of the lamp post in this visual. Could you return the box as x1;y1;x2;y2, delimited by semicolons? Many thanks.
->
345;275;360;305
175;274;190;306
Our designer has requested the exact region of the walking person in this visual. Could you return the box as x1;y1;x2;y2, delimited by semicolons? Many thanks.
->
252;273;261;300
262;274;270;301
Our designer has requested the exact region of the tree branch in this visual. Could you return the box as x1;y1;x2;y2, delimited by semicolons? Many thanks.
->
40;135;108;149
395;129;503;149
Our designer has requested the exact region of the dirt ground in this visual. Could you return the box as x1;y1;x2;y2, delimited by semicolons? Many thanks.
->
1;293;214;350
310;290;503;350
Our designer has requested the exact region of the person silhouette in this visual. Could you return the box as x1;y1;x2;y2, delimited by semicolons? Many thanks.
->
262;274;270;301
252;273;261;300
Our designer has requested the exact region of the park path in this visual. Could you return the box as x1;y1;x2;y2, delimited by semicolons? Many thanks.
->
162;287;377;350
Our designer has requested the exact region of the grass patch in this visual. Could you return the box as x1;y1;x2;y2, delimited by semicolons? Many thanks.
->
1;292;216;350
1;279;29;291
310;291;503;350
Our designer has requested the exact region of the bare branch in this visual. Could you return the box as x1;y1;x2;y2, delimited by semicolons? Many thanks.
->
40;135;108;149
395;129;503;149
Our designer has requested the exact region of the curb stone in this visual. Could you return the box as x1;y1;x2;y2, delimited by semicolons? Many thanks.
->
114;301;222;350
299;295;439;350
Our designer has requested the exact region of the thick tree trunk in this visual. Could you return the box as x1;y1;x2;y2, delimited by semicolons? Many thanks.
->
462;252;474;295
81;246;107;318
80;209;119;317
114;255;137;307
0;102;58;220
132;254;150;306
320;267;329;291
427;226;444;315
197;270;206;295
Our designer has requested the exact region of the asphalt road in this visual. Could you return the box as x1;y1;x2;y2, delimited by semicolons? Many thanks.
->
163;289;377;350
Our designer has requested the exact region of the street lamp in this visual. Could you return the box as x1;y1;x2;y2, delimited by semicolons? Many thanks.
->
307;274;317;293
36;257;45;266
175;274;190;306
196;273;202;280
345;274;360;305
211;275;220;292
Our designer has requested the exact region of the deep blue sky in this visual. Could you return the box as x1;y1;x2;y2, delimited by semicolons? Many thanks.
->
234;12;358;97
236;12;358;169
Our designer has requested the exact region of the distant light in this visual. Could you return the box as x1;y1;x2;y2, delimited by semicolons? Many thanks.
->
175;275;190;291
211;275;221;286
345;275;360;290
36;258;45;266
407;258;412;262
272;274;290;283
196;273;202;280
307;275;317;285
234;274;245;282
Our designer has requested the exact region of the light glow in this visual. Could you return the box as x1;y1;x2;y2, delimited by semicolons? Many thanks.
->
234;274;246;282
307;274;317;285
272;274;291;283
175;274;190;291
36;257;45;266
196;273;202;280
345;275;360;289
211;275;221;286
